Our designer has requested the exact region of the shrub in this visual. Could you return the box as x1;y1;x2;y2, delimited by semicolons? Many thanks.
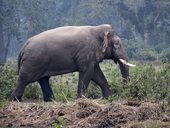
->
124;64;170;101
159;48;170;63
0;61;17;101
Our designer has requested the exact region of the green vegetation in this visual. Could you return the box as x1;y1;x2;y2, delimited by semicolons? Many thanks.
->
52;117;64;128
128;64;170;101
0;60;169;106
99;61;170;105
0;61;17;101
124;40;170;62
51;74;77;102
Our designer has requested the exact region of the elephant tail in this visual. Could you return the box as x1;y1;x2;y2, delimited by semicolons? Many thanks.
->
18;39;30;74
17;50;23;74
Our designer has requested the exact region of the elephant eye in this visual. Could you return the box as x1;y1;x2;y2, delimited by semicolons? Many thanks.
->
114;42;120;49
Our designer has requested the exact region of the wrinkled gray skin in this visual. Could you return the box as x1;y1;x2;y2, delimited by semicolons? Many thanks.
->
11;24;129;101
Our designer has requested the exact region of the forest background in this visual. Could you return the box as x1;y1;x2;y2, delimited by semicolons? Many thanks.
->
0;0;170;63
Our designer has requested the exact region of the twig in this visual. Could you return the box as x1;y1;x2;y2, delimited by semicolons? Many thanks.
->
62;92;69;103
51;99;58;105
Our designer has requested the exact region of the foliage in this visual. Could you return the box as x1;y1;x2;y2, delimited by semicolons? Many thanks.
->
0;61;17;101
126;64;170;102
0;0;21;39
0;100;9;108
51;74;77;102
159;48;170;63
124;39;170;62
52;117;64;128
23;83;41;100
124;40;158;61
99;61;170;104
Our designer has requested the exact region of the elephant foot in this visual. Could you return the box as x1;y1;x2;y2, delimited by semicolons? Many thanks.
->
43;96;54;102
102;89;113;99
44;98;53;102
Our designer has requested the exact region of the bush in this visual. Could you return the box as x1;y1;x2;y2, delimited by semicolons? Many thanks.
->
159;48;170;63
122;64;170;102
0;61;17;101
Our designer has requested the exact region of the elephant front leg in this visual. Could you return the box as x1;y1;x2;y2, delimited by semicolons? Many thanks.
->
77;63;95;98
92;64;113;98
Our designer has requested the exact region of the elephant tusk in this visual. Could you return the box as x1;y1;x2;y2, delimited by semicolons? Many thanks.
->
119;59;136;67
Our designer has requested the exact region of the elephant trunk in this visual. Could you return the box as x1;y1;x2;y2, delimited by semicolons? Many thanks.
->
118;60;129;83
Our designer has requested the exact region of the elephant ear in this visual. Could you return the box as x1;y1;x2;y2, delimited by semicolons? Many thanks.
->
102;32;109;53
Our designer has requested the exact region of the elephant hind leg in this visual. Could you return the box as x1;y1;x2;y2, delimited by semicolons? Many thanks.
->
38;76;54;102
77;63;95;98
11;78;28;102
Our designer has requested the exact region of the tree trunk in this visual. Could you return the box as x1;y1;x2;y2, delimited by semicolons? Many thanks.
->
5;30;11;59
144;29;149;46
0;23;6;64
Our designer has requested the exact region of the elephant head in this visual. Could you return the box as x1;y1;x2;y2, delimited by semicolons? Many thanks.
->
102;31;136;82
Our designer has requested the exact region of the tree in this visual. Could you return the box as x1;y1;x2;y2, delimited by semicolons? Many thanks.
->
0;0;20;64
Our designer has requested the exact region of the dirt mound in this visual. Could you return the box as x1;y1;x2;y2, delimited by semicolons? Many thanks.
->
0;99;169;128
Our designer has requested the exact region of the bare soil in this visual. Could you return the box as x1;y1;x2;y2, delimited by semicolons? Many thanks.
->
0;99;170;128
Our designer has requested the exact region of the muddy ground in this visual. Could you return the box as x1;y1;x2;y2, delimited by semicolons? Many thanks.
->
0;99;170;128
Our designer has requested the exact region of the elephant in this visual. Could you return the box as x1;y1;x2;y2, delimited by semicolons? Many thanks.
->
11;24;135;101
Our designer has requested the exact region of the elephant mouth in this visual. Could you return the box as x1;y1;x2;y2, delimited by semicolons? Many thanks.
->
119;59;136;67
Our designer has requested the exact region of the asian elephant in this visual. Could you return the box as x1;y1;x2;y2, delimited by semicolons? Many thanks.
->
11;24;135;101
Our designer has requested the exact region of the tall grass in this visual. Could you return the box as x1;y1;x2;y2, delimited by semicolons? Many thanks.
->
127;64;170;102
